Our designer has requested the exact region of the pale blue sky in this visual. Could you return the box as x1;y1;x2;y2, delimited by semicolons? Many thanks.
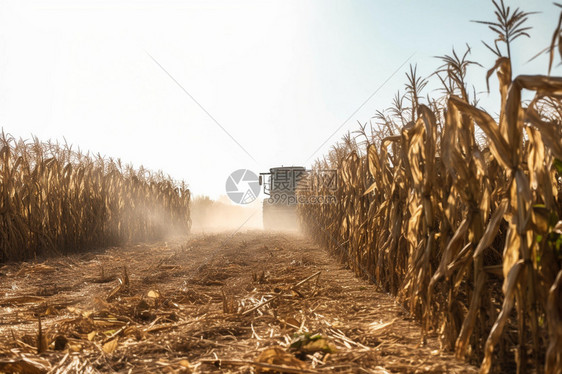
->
0;0;558;199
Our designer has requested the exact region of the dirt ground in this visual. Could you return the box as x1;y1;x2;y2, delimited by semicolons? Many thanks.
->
0;231;478;373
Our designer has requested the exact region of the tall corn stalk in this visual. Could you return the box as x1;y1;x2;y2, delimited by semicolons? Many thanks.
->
298;1;562;372
0;132;191;262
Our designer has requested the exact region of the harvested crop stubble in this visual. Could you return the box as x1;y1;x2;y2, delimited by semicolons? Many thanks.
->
298;1;562;372
0;132;191;262
0;232;477;373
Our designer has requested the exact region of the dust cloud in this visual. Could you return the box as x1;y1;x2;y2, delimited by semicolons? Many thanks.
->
190;195;263;233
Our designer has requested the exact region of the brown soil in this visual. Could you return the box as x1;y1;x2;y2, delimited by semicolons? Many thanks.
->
0;231;477;373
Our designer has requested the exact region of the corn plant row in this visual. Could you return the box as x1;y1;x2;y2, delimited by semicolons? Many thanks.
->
298;2;562;372
0;132;191;262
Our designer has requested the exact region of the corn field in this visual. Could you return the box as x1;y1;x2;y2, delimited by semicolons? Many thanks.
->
298;2;562;373
0;132;191;263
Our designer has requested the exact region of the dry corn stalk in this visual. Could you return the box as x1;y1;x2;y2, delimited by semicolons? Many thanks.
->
0;133;191;262
298;2;562;372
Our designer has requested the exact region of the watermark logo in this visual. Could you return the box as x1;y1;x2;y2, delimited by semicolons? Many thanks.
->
267;193;337;205
263;169;338;205
225;169;260;204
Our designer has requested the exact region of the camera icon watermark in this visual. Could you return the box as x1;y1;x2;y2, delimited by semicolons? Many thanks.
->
225;169;261;204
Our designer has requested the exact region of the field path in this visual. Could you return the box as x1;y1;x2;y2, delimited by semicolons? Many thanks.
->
0;231;477;373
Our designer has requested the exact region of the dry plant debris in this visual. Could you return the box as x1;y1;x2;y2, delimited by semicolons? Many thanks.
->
0;232;477;373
